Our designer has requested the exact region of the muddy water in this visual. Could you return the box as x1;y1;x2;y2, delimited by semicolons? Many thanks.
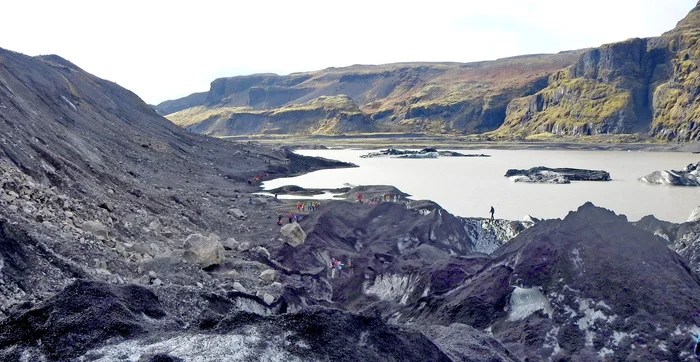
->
264;149;700;223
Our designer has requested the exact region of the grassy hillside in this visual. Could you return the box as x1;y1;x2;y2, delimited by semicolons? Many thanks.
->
160;53;582;136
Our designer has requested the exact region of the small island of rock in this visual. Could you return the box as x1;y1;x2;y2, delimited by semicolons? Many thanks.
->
360;147;489;159
505;167;611;184
639;162;700;186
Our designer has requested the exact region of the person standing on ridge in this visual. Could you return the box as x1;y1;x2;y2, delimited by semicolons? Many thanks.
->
489;206;495;221
288;212;294;224
357;192;363;203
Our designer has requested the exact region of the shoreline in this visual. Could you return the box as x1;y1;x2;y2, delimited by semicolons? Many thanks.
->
222;134;698;152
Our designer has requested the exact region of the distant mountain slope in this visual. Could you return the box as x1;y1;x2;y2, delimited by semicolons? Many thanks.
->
156;53;583;136
496;1;700;141
0;48;285;192
151;91;207;115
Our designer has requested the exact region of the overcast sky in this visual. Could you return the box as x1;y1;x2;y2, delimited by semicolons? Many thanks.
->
2;0;697;104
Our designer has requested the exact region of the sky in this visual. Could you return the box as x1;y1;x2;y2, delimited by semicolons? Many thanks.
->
2;0;697;104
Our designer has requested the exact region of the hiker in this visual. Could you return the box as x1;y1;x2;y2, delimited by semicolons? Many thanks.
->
247;179;252;186
274;193;278;200
330;258;338;278
357;192;363;203
489;206;495;220
277;212;283;225
294;213;300;222
693;332;700;356
288;212;294;223
329;257;344;278
249;197;253;205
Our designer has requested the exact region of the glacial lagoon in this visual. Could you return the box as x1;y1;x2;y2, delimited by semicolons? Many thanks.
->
263;149;700;223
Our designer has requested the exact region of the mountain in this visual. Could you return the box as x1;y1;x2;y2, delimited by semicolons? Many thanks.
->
155;54;583;136
151;91;207;116
496;1;700;141
0;47;521;360
158;2;700;142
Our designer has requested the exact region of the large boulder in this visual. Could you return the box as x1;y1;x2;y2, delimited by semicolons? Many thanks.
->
259;269;278;283
229;208;247;220
280;223;306;246
81;220;109;239
182;233;225;268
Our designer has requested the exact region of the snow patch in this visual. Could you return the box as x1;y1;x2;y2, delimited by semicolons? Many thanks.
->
364;274;420;305
653;230;670;241
61;95;77;111
575;298;615;331
599;347;614;357
543;326;562;355
80;328;308;362
570;248;584;272
507;286;553;321
613;331;633;346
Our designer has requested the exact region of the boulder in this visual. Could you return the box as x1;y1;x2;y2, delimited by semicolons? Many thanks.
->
252;246;271;259
237;241;251;251
263;293;275;304
182;233;225;268
259;269;278;282
222;237;239;251
148;219;163;233
280;223;306;246
232;282;247;294
229;208;247;220
81;220;109;240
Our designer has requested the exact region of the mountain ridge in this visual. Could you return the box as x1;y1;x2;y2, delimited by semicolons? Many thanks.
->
157;2;700;142
156;52;584;136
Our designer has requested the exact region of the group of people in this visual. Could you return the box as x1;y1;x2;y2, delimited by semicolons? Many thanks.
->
278;211;301;225
297;201;320;212
247;173;269;185
356;192;401;204
275;201;322;225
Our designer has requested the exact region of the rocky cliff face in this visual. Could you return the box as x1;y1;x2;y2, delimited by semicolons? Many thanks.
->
156;54;582;136
497;1;700;141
